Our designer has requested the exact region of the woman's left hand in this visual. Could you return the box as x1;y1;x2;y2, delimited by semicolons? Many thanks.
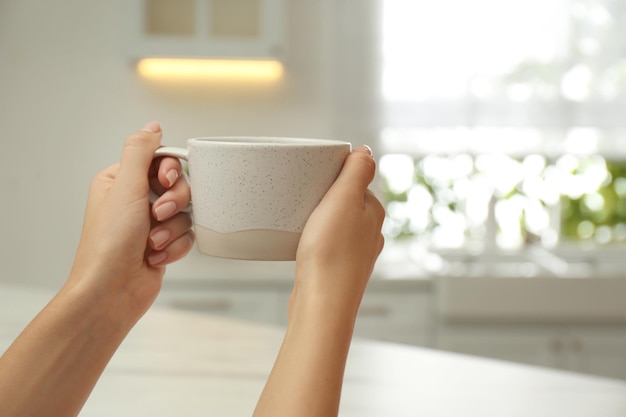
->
67;122;194;316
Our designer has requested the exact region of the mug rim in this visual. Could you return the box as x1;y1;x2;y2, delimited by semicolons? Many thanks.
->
188;136;351;147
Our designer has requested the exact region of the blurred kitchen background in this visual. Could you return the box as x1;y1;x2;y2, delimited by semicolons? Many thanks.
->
2;0;626;381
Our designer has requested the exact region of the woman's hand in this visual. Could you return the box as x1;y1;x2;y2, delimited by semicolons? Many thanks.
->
293;145;385;317
66;122;194;317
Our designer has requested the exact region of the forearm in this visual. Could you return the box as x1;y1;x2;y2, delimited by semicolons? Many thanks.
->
253;296;358;417
0;281;141;417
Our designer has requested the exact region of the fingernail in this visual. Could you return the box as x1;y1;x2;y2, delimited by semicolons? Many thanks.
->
355;145;373;157
165;169;178;187
154;201;177;221
142;122;161;133
148;251;168;266
150;228;171;249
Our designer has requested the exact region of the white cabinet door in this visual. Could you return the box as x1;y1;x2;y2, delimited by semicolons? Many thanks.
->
566;326;626;380
156;289;283;325
436;323;626;381
436;324;565;370
354;291;434;346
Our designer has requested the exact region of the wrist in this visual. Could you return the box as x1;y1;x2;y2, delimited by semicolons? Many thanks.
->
291;271;367;324
67;251;163;325
60;272;149;334
288;287;359;336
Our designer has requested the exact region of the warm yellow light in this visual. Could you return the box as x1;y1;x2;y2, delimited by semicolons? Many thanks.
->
137;58;284;81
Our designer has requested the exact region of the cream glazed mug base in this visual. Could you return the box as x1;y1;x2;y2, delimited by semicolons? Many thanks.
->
195;226;301;261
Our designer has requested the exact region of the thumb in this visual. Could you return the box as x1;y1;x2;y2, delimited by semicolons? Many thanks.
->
328;145;376;199
116;122;163;190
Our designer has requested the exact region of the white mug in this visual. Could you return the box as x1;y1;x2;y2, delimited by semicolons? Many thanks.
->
154;137;351;261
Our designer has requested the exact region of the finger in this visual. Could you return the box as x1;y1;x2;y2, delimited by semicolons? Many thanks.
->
152;174;192;221
149;156;182;195
158;156;183;188
328;145;376;199
117;122;163;191
148;230;195;267
149;213;193;251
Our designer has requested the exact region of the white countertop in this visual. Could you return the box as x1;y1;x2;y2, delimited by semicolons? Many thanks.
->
1;283;626;417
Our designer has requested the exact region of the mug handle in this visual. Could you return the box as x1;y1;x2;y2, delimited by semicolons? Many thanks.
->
149;147;192;213
154;146;189;160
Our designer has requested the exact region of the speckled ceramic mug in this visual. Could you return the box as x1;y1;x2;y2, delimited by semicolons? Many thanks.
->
154;137;351;261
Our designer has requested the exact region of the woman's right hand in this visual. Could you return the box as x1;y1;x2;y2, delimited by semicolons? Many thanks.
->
293;145;385;318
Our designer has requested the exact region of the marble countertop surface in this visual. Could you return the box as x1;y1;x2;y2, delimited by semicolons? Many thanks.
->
2;283;626;417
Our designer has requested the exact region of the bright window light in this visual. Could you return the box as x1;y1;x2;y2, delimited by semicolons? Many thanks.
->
381;0;568;101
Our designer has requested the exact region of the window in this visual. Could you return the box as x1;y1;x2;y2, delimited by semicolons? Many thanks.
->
378;0;626;252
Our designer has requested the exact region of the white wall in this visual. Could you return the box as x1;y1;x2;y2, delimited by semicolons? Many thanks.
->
0;0;380;288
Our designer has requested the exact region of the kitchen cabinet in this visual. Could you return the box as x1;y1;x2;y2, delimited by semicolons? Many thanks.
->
436;324;563;369
435;274;626;380
566;326;626;380
354;291;434;346
125;0;285;60
156;278;434;346
436;323;626;380
155;287;290;325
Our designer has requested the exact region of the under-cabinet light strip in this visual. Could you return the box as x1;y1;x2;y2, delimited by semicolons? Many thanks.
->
137;58;284;81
